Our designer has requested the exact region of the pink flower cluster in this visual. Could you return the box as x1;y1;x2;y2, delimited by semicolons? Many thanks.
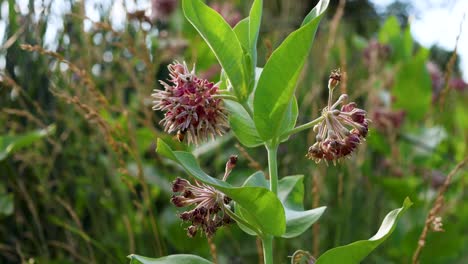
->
171;178;232;237
152;61;228;144
307;70;370;164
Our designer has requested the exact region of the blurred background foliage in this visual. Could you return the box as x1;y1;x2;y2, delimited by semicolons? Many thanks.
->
0;0;467;263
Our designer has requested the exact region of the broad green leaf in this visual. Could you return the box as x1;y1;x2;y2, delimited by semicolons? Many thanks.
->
182;0;247;100
0;125;55;161
239;173;325;238
378;16;400;44
224;100;263;148
315;198;413;264
253;0;329;140
279;96;299;142
128;254;212;264
233;18;250;51
378;16;413;62
402;26;414;60
278;176;326;238
392;48;431;121
157;139;286;236
247;0;262;90
235;171;269;236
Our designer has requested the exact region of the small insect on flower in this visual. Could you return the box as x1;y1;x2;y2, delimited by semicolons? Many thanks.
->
307;69;370;164
152;61;229;144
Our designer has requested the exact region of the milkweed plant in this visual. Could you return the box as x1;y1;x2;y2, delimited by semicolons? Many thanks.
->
129;0;412;263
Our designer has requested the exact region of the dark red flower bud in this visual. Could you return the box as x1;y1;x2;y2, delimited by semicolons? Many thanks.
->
187;225;198;238
172;177;190;192
171;195;188;207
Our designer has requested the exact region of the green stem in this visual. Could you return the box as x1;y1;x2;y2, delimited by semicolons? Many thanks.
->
262;236;274;264
241;101;254;118
281;116;324;138
213;94;238;102
266;143;278;195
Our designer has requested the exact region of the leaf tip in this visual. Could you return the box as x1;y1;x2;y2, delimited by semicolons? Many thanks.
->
403;197;413;208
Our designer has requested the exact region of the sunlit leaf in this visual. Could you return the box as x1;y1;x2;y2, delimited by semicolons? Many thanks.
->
182;0;248;100
239;173;325;238
253;0;329;140
315;198;412;264
128;254;212;264
0;125;55;161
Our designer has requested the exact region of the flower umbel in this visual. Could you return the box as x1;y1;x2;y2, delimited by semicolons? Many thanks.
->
307;69;370;164
171;177;233;237
152;61;228;144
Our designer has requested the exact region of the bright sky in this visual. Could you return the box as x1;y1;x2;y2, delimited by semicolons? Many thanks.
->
1;0;467;81
371;0;468;81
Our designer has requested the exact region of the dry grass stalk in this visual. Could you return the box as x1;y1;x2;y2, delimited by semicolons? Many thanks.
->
412;156;468;263
438;13;465;108
207;236;218;264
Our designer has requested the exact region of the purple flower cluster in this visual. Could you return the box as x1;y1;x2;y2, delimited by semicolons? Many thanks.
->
307;70;370;164
171;177;232;237
152;61;228;144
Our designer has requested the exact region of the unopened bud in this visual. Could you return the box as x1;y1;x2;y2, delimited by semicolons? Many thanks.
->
223;155;238;181
172;177;190;192
328;68;341;89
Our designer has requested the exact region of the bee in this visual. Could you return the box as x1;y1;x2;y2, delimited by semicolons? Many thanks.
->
175;129;186;142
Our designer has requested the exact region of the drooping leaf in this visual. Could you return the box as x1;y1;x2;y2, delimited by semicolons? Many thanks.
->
0;125;55;161
239;173;325;238
253;0;329;140
315;198;413;264
128;254;212;264
182;0;248;101
278;175;326;238
157;139;286;236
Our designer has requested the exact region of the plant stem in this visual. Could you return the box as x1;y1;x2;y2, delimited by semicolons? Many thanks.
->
266;143;278;195
241;101;254;118
281;116;324;138
262;236;273;264
213;94;238;102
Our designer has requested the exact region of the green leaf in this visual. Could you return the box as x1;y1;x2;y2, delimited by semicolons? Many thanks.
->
278;176;326;238
392;48;431;121
315;198;413;264
247;0;262;89
182;0;247;100
0;125;55;161
128;254;212;264
157;139;286;236
0;191;13;216
233;18;250;51
239;173;325;238
253;0;329;141
378;16;401;44
224;100;263;148
279;96;299;142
